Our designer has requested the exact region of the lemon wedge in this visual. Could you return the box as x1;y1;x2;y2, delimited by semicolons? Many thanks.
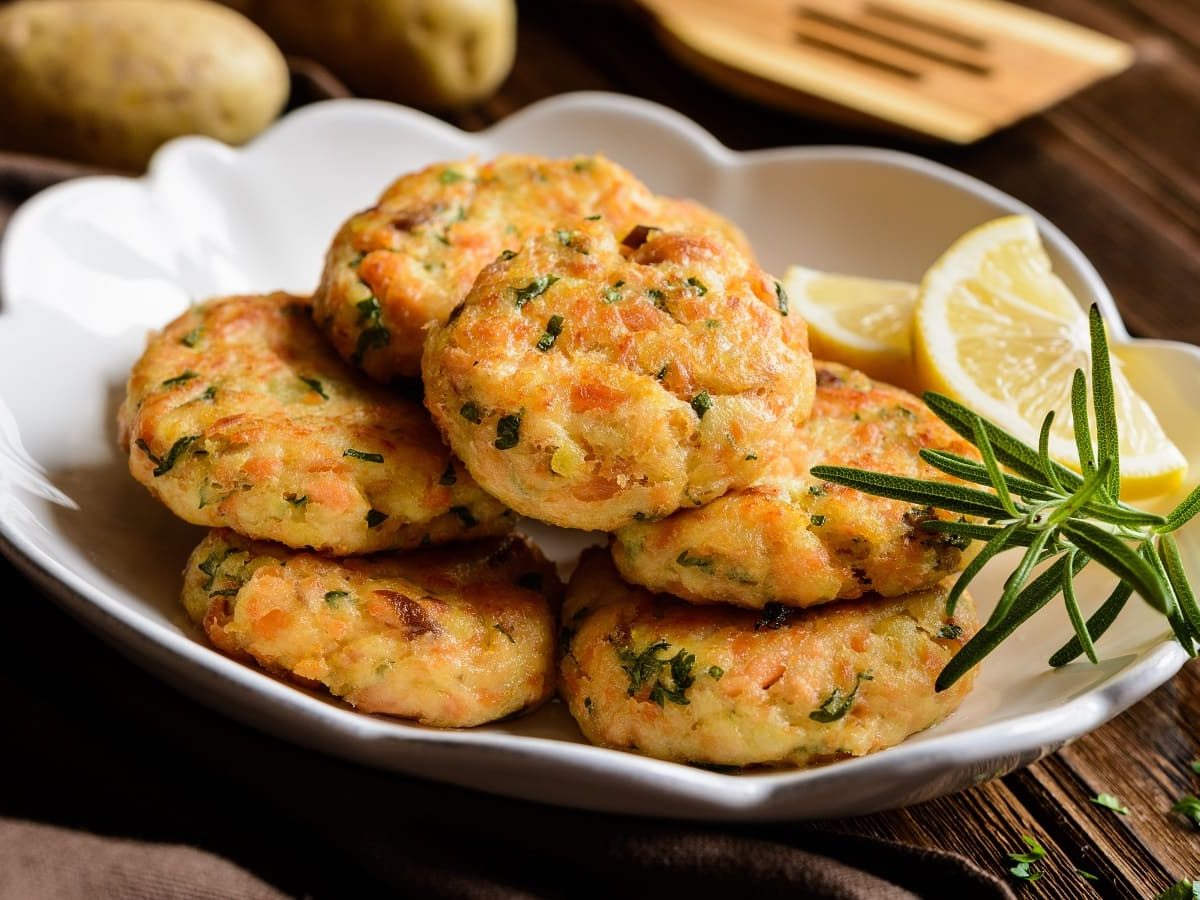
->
912;215;1186;500
783;265;919;390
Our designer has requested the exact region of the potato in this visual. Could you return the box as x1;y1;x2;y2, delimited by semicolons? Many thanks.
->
223;0;516;108
0;0;289;170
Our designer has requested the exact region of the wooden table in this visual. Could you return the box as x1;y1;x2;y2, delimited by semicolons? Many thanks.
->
473;3;1197;897
0;2;1195;897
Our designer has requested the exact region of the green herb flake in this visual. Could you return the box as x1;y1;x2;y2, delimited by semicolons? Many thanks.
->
1007;833;1047;884
810;514;826;527
500;249;518;261
583;697;594;712
687;277;708;296
647;288;667;309
438;169;466;184
439;462;457;486
451;505;478;528
744;452;758;461
356;296;382;322
494;411;523;450
585;214;602;221
209;588;240;597
690;390;712;419
351;295;390;365
1091;792;1129;815
655;363;669;381
460;401;484;424
199;385;217;402
938;623;963;640
556;228;573;247
285;493;308;507
365;509;389;528
197;548;231;591
604;280;625;304
676;550;713;571
514;275;559;308
775;281;789;316
138;435;200;477
493;623;516;643
536;314;565;352
343;448;384;463
809;671;873;723
708;665;724;680
299;376;328;399
348;251;367;269
433;231;451;247
1156;880;1200;900
180;328;202;348
324;590;349;606
1171;794;1200;828
809;485;826;497
162;371;198;387
618;640;696;706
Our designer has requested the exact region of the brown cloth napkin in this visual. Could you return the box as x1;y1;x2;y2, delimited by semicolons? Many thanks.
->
0;69;1015;900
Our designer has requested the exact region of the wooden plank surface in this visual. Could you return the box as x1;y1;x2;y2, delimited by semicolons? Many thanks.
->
467;1;1200;893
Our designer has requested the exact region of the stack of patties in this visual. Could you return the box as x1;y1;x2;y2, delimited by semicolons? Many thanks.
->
117;154;750;730
120;153;980;758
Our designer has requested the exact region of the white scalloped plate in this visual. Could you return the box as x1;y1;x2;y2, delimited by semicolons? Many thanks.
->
2;93;1198;820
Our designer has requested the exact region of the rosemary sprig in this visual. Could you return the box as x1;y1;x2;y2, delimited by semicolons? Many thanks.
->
812;305;1200;690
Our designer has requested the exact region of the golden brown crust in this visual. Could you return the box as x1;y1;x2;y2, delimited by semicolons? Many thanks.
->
119;292;513;555
182;529;560;727
312;154;754;380
559;550;978;767
611;363;977;609
422;220;814;532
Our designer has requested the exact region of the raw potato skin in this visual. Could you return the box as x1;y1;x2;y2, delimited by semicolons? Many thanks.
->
560;550;978;768
0;0;288;170
221;0;516;108
612;363;977;609
183;530;560;727
314;154;754;380
422;219;814;532
119;293;514;555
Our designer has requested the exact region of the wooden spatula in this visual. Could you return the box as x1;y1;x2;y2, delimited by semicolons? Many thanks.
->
633;0;1133;142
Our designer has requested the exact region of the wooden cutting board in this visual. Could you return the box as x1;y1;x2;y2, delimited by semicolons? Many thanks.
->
633;0;1134;141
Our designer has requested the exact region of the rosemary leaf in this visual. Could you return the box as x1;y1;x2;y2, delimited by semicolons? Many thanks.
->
1161;482;1200;533
1161;534;1200;643
986;528;1053;631
924;391;1082;490
969;412;1019;517
809;465;1014;519
1038;409;1068;494
1089;305;1121;498
919;449;1057;501
1044;457;1112;528
1070;368;1097;478
1061;520;1173;615
1049;581;1132;667
946;521;1021;616
1061;549;1098;664
938;553;1089;691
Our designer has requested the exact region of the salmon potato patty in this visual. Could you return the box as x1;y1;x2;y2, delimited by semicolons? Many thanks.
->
183;530;559;727
611;363;975;609
422;220;814;532
120;293;512;555
314;154;753;381
560;550;977;767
